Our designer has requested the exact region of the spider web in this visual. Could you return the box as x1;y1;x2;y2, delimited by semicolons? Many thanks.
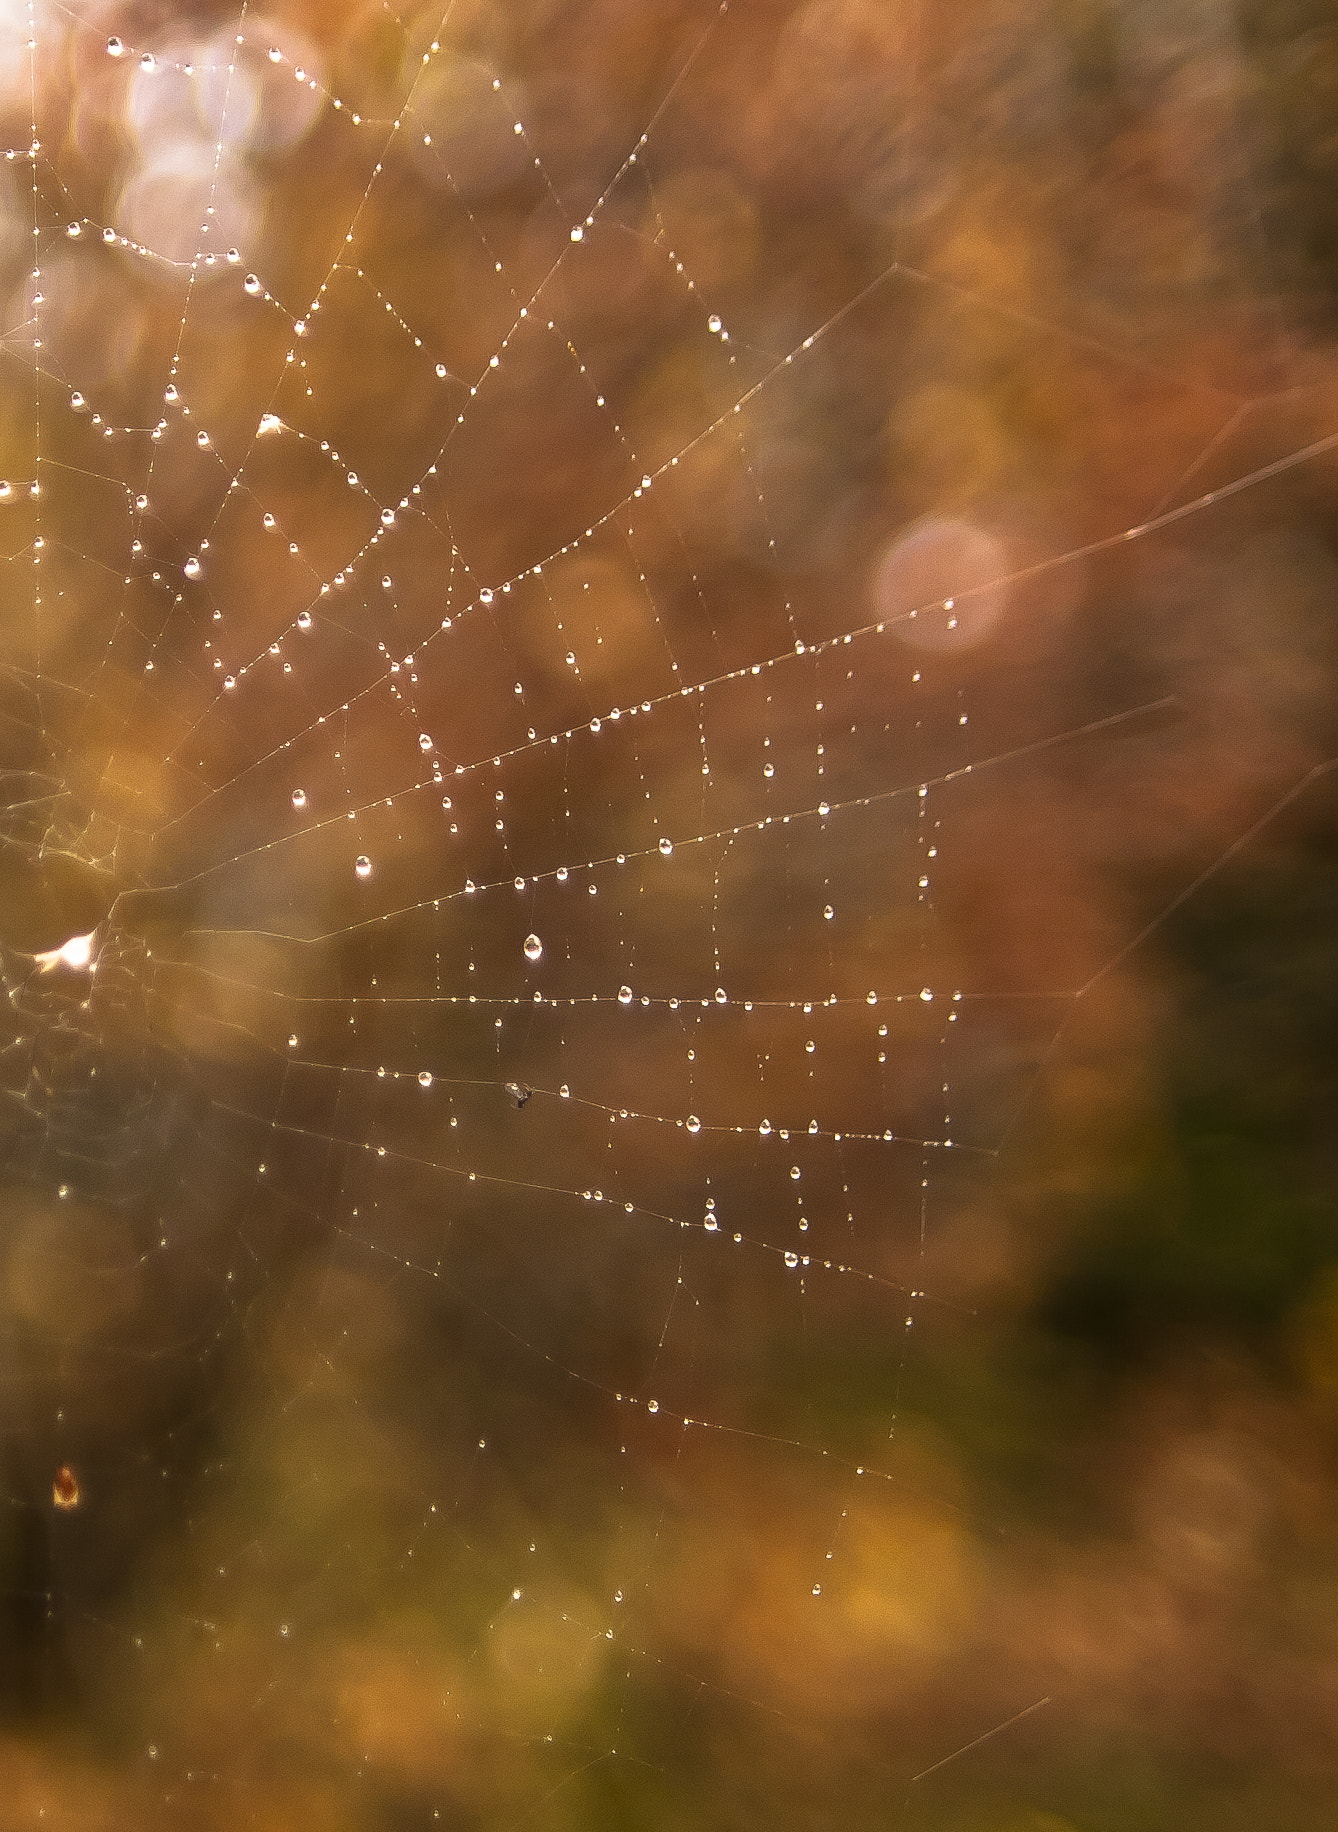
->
1;0;1335;1824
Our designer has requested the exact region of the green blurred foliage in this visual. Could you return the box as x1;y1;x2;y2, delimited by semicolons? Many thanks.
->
1040;813;1338;1369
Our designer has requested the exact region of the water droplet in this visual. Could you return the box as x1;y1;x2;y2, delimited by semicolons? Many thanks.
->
243;274;261;295
288;1034;298;1049
291;789;307;810
686;1115;701;1133
556;866;568;883
183;556;201;579
646;1398;659;1414
708;313;722;333
658;836;673;855
524;934;543;962
559;1084;570;1099
790;1166;801;1180
715;988;727;1004
866;991;878;1006
920;987;933;1001
418;1070;433;1088
784;1251;799;1269
66;222;81;238
222;675;236;691
704;1213;718;1231
418;733;433;752
818;801;830;818
570;225;584;242
823;905;834;920
354;855;372;879
759;1119;772;1136
139;51;156;71
618;985;633;1005
296;610;312;629
106;36;124;56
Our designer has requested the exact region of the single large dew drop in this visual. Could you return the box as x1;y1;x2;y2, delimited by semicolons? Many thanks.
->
523;933;543;962
354;855;373;879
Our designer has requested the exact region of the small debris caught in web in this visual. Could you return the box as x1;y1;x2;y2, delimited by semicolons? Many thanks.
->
505;1082;532;1108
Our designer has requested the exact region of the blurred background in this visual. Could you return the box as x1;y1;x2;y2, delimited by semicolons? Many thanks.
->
0;0;1336;1827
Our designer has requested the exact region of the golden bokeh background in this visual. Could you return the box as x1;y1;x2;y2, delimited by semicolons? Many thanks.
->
0;1;1335;1827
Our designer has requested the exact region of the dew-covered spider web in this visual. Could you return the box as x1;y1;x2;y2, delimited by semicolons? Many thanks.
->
2;1;1337;1826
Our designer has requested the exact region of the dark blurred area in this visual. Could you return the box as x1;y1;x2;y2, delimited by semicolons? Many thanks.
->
0;1;1336;1828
